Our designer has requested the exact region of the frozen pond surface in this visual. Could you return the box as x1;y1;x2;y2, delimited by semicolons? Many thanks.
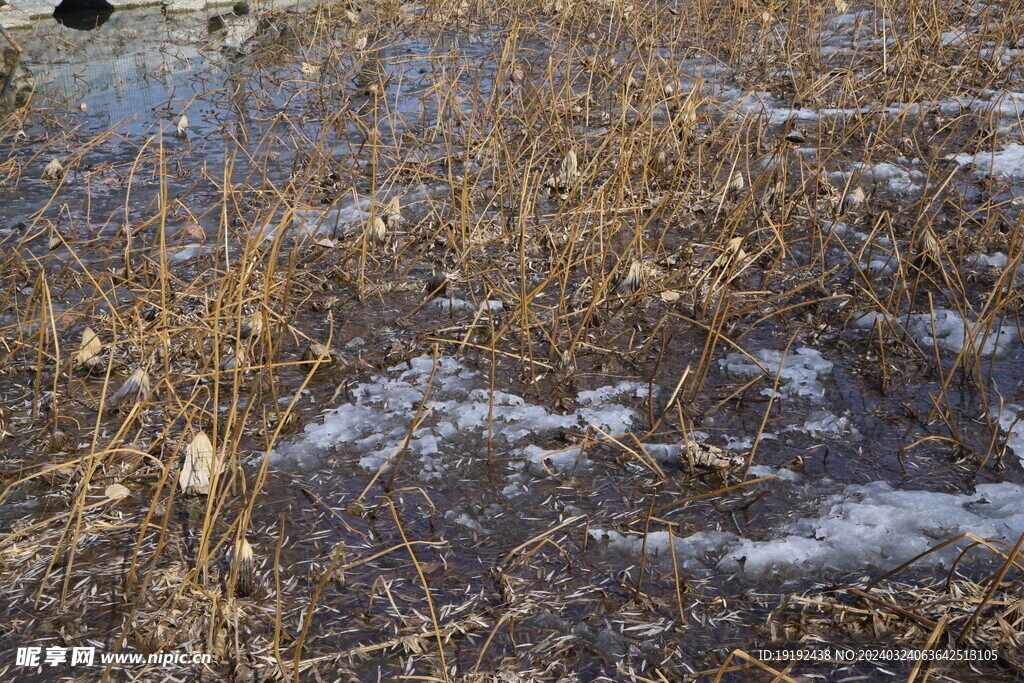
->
4;0;1024;679
271;352;645;474
595;477;1024;579
272;350;1024;582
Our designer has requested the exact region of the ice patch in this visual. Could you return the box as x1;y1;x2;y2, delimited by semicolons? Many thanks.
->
829;162;924;195
447;512;485;532
966;90;1024;119
720;348;834;400
716;87;819;124
951;144;1024;179
522;443;588;475
168;244;204;263
853;309;1018;357
270;355;645;478
749;464;804;483
429;298;504;314
993;404;1024;464
969;252;1008;269
792;410;856;438
861;258;896;277
822;220;850;236
830;11;868;28
967;252;1024;280
592;481;1024;579
254;196;373;240
904;310;1016;356
577;381;648;435
941;28;971;46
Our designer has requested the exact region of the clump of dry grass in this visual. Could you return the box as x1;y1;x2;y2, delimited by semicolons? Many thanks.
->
1;0;1024;678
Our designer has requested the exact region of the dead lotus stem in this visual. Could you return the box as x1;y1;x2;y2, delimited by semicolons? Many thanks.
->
367;215;387;243
239;311;264;340
5;1;1024;676
725;170;744;196
383;195;401;230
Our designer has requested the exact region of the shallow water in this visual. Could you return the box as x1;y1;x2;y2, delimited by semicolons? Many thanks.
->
3;2;1024;680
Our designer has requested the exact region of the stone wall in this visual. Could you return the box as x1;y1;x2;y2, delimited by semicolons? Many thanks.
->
0;0;238;29
0;0;285;113
0;47;31;109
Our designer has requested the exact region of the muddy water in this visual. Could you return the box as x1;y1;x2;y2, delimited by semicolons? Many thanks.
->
2;4;1024;681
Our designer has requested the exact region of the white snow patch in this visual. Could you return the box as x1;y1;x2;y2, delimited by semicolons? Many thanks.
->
429;298;504;313
592;481;1024;579
993;404;1024;464
951;144;1024;179
792;410;857;438
853;309;1018;357
270;354;645;479
829;162;924;195
720;348;834;400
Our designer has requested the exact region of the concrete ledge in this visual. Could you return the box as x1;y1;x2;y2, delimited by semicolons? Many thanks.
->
0;0;239;29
